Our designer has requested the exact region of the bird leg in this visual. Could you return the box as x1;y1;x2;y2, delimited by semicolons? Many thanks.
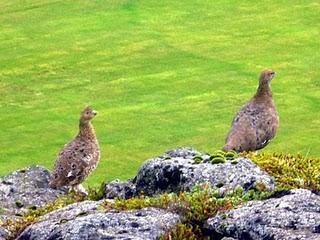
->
71;184;88;196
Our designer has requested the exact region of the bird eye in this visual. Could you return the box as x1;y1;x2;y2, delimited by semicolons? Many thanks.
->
86;111;89;114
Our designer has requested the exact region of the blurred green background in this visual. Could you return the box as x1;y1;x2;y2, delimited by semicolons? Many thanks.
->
0;0;319;186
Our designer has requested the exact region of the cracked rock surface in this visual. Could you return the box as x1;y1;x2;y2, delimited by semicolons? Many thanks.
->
17;200;181;240
205;189;320;240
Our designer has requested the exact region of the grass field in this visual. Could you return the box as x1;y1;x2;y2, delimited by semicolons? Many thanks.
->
0;0;319;187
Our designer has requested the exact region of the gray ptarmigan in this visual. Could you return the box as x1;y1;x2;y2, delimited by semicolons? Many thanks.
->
223;69;279;152
49;106;100;194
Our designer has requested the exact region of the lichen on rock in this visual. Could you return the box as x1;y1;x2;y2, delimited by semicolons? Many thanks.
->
0;166;67;216
17;201;181;240
134;147;275;196
205;189;320;240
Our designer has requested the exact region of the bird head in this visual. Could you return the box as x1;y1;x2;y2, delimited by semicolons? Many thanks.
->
260;69;276;85
80;106;97;123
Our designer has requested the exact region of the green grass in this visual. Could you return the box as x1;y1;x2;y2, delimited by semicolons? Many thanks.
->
0;0;319;187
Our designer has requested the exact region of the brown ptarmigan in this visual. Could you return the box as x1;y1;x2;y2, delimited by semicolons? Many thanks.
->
49;106;100;194
223;69;279;152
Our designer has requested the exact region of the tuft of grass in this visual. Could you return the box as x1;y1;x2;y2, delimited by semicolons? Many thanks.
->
160;224;199;240
243;152;320;190
102;184;232;222
86;182;107;201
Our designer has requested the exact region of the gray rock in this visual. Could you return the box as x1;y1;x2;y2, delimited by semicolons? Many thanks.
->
0;166;67;239
205;189;320;240
104;179;137;199
0;166;66;215
17;200;181;240
135;147;274;196
165;147;208;159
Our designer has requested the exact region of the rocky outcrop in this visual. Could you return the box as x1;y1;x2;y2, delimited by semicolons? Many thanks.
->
134;147;275;196
205;189;320;240
17;200;181;240
0;166;66;216
104;179;137;199
0;166;67;239
1;148;319;240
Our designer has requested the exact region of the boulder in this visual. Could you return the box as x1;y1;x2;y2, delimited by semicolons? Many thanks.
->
0;166;66;215
104;179;137;199
17;200;181;240
0;166;67;239
205;189;320;240
134;147;275;196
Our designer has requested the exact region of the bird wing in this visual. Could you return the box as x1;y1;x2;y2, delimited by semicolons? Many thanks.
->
255;107;279;150
51;137;97;187
224;103;258;151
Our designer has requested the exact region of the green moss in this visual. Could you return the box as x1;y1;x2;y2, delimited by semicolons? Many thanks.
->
210;157;226;164
160;150;240;166
209;150;239;163
192;156;203;164
225;150;238;159
210;153;225;159
243;152;320;190
102;184;233;222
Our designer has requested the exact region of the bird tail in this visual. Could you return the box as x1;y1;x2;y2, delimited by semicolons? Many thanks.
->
48;179;56;189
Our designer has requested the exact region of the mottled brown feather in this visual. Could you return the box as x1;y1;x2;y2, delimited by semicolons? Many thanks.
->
223;70;279;152
49;107;100;188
